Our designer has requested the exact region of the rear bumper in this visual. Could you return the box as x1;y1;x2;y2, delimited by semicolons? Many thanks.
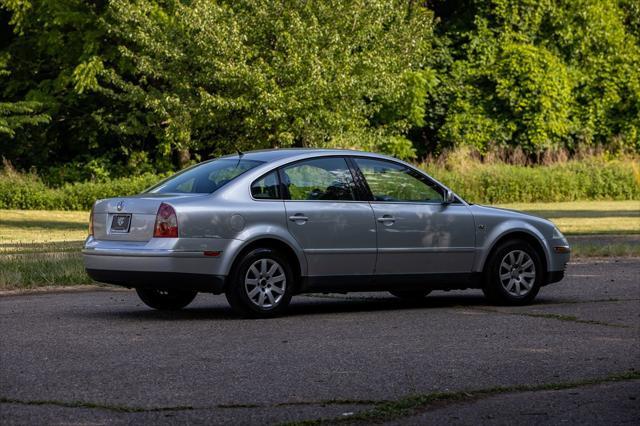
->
86;269;225;293
82;238;230;293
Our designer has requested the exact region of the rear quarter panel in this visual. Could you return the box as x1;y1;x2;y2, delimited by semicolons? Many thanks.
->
170;189;308;277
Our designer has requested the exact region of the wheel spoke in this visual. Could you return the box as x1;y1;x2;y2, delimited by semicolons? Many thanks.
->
260;259;268;274
500;272;511;281
508;252;515;265
506;279;515;291
522;259;533;269
270;274;285;283
270;285;284;295
516;251;524;266
248;287;260;298
515;280;521;295
249;265;260;278
245;278;258;285
258;291;265;306
522;272;535;278
267;264;278;277
266;290;275;305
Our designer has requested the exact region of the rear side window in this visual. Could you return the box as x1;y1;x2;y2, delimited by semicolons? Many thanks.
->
282;157;356;201
147;159;263;194
251;171;281;199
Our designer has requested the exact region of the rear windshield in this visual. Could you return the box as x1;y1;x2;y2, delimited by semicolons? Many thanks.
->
147;158;264;194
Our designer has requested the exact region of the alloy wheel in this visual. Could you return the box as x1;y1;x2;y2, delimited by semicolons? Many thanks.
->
499;250;536;297
244;258;286;309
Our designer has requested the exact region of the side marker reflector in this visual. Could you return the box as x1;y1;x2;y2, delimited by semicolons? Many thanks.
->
204;251;222;257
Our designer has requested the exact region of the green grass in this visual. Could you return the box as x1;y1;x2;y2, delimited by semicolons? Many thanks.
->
0;210;90;290
0;209;88;244
0;202;637;290
496;200;640;235
0;251;89;290
569;241;639;258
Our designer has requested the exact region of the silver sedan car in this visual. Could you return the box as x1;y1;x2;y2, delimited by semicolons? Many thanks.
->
83;149;570;317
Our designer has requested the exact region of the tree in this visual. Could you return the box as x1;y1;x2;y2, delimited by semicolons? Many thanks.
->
100;0;437;165
421;0;640;156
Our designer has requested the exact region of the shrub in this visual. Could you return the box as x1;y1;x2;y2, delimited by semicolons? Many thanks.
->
57;174;164;210
1;157;638;210
1;169;163;210
424;158;639;204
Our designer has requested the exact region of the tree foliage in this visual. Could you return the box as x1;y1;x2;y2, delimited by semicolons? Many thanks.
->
426;0;640;155
0;0;638;181
102;0;435;164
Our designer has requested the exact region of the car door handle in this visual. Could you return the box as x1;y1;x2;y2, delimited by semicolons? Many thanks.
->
377;215;395;223
289;214;309;222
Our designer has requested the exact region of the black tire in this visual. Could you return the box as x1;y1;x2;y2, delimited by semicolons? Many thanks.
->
389;290;431;300
135;288;197;310
483;239;543;305
225;248;294;318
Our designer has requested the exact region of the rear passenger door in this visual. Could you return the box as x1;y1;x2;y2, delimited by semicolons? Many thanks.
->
281;157;377;279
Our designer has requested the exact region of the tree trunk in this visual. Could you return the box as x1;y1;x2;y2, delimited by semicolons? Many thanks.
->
175;147;191;169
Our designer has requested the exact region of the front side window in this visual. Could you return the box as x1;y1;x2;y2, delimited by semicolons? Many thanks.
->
251;171;281;199
282;157;356;201
354;158;443;202
147;159;263;194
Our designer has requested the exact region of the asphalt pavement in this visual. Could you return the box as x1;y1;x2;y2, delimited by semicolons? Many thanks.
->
1;258;639;425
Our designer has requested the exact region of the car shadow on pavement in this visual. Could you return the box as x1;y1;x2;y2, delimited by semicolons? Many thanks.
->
73;292;526;322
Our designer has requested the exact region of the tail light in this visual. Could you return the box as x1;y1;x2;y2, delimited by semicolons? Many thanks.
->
154;203;178;238
88;204;95;236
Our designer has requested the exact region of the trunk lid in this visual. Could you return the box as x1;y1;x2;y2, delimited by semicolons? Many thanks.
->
92;193;205;241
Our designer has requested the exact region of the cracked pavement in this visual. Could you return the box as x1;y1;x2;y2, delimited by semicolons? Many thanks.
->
1;258;639;424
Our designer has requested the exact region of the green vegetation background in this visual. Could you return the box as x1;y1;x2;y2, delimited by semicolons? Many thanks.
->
1;0;639;188
1;156;637;210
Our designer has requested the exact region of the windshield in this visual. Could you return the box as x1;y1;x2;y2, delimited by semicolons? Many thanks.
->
147;158;264;194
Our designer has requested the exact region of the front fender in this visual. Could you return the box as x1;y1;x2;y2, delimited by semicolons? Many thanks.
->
474;220;552;273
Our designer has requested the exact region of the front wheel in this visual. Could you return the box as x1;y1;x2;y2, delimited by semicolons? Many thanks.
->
225;248;293;318
136;288;197;310
483;239;542;305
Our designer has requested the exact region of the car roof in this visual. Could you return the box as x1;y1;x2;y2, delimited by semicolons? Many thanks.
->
219;148;392;163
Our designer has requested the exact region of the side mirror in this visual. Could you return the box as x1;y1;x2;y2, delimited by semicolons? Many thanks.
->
443;189;455;204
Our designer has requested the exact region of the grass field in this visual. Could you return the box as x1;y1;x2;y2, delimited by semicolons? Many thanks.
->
0;210;89;290
496;201;640;235
0;201;638;290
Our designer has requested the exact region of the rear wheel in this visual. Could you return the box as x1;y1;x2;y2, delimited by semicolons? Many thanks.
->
135;288;197;310
389;290;431;300
225;248;293;318
483;239;542;305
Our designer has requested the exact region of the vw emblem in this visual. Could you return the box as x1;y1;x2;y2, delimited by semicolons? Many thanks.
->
117;216;126;226
116;201;124;212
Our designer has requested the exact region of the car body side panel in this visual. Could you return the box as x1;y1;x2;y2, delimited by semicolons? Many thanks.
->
371;203;476;274
231;224;309;277
284;201;377;276
166;195;307;277
470;205;569;273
